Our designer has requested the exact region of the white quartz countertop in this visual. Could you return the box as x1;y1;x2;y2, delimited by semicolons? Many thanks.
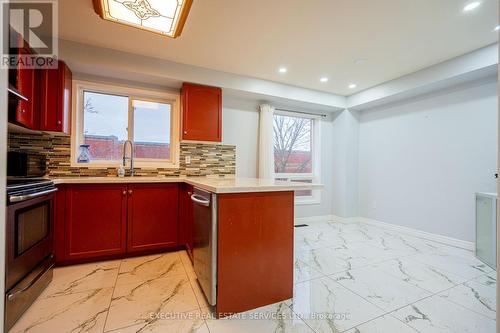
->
51;176;323;194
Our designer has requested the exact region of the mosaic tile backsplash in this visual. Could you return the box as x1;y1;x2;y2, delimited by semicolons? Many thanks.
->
7;132;236;177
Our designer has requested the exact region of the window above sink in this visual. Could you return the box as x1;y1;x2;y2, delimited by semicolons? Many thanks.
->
71;80;180;168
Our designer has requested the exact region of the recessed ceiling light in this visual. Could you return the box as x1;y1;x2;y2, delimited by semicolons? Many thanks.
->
278;67;288;73
463;1;481;12
348;83;357;89
320;77;329;83
494;25;500;31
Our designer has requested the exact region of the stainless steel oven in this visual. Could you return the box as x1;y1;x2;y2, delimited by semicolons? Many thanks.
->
5;179;56;331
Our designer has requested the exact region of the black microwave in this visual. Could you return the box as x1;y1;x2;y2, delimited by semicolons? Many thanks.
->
7;151;47;177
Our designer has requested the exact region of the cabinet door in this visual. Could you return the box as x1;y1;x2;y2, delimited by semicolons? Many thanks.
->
181;83;222;142
127;184;179;253
9;34;39;129
40;61;72;133
178;183;194;261
65;185;127;261
15;63;38;129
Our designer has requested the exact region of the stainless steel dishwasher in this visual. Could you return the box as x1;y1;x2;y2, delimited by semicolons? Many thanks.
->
191;188;217;306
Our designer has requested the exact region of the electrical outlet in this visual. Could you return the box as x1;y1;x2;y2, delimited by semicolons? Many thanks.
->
185;155;191;164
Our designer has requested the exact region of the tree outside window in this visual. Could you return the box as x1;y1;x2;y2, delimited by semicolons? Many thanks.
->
273;113;319;202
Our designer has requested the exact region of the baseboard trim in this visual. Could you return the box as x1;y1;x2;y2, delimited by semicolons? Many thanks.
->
355;217;474;251
294;214;474;250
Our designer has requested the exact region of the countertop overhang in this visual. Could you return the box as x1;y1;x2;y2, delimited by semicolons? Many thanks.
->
51;176;323;194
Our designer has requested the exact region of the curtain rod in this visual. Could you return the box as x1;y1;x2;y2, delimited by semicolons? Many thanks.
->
274;108;327;118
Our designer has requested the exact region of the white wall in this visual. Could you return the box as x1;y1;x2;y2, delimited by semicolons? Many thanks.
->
222;106;259;178
358;79;498;242
330;110;360;217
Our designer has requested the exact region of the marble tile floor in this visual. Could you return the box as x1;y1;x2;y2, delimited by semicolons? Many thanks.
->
9;217;497;333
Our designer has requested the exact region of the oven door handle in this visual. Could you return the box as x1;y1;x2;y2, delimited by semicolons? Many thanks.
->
7;255;54;301
9;188;58;203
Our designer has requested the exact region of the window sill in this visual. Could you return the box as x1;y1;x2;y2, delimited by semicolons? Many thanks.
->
294;199;321;206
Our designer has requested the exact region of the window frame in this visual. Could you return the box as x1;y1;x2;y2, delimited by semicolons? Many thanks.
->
273;110;322;205
71;80;180;168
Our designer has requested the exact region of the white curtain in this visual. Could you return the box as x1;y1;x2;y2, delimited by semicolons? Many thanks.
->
258;104;275;179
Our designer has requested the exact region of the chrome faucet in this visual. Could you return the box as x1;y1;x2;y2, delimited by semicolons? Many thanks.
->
122;140;134;177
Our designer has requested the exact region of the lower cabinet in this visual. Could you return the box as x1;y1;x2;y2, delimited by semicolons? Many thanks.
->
178;183;194;261
60;183;180;263
216;191;294;316
127;184;179;253
65;184;127;261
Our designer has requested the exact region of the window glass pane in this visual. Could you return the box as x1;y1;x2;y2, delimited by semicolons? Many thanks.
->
273;114;313;173
133;100;171;160
83;91;129;161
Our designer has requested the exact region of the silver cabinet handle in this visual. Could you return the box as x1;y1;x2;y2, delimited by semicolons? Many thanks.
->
191;194;210;206
9;188;58;203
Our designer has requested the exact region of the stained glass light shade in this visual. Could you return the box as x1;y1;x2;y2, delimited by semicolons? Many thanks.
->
95;0;192;38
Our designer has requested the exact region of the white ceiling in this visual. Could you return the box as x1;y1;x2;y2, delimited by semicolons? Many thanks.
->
59;0;498;96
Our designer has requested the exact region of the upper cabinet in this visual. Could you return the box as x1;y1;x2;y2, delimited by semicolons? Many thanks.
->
8;31;73;133
39;61;72;134
9;47;39;129
13;65;39;129
181;83;222;142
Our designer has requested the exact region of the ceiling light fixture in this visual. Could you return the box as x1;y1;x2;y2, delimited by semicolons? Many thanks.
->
93;0;193;38
494;25;500;31
463;1;481;12
348;84;357;89
320;77;329;83
278;67;288;73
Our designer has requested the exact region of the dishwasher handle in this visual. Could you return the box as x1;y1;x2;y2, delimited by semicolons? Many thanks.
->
191;194;210;207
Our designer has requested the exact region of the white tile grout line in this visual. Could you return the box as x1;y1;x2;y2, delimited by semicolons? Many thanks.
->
178;250;212;332
100;251;206;332
292;265;488;333
292;221;496;332
429;274;497;321
46;225;491;333
101;259;122;333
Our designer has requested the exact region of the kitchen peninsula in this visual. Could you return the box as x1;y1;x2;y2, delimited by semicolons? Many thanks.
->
51;176;322;317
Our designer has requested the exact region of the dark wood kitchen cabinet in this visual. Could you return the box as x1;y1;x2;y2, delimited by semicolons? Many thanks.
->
178;183;194;261
64;184;128;261
58;183;181;264
8;34;39;129
216;191;294;316
181;83;222;142
12;58;39;129
39;60;72;134
127;184;179;253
